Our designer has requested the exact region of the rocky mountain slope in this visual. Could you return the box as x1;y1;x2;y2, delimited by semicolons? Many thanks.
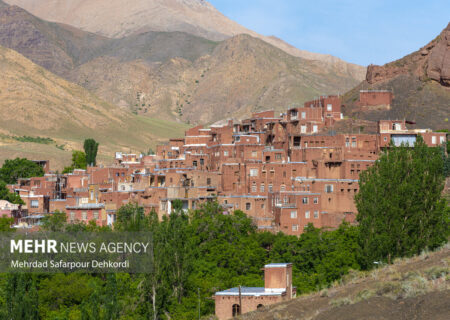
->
0;45;188;168
342;23;450;130
240;246;449;320
69;34;362;124
0;1;363;124
3;0;365;80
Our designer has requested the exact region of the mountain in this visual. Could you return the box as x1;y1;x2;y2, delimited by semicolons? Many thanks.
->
342;23;450;130
68;34;363;124
3;0;366;79
0;2;217;77
0;45;189;168
0;2;362;124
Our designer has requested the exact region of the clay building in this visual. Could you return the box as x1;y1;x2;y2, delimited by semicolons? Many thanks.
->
358;90;393;107
7;94;447;233
214;263;295;320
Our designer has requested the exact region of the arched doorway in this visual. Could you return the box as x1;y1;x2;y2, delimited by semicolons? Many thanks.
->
257;304;264;309
232;304;240;317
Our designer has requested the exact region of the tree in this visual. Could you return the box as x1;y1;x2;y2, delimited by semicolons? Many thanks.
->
41;211;67;232
5;274;39;320
0;215;15;232
84;139;99;167
0;158;44;184
441;138;450;177
62;151;87;174
0;181;24;204
115;203;149;232
355;136;448;267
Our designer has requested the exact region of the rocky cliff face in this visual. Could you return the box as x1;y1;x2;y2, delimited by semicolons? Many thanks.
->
366;23;450;86
343;23;450;131
427;23;450;86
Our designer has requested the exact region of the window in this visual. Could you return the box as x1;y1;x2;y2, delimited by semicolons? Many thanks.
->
440;136;445;144
252;151;257;158
302;197;308;204
90;191;94;201
260;184;265;192
314;211;319;219
275;153;282;160
384;137;387;141
30;200;39;208
268;184;273;192
93;211;99;220
250;169;258;177
246;203;251;210
193;161;197;167
82;212;87;221
223;151;229;156
281;185;286;191
313;197;318;204
327;104;332;111
345;138;350;147
252;182;257;192
432;136;436;144
200;158;204;166
70;212;75;221
235;136;240;142
301;112;306;119
301;125;307;133
352;138;357;148
325;185;334;193
283;196;288;204
313;125;318;133
207;178;211;185
292;225;299;232
305;211;310;219
291;210;297;218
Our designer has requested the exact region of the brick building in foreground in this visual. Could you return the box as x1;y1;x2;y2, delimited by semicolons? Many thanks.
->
7;95;447;233
214;263;295;320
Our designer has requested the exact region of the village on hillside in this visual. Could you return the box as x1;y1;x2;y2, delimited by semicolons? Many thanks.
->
3;91;447;234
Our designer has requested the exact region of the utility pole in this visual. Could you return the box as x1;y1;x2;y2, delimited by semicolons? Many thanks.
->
198;288;200;320
238;285;242;315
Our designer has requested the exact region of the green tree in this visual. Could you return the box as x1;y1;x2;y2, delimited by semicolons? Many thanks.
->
355;136;448;267
115;203;149;231
41;211;67;232
441;139;450;177
0;181;24;204
5;274;39;320
62;151;87;174
84;139;99;167
0;158;44;184
0;215;15;232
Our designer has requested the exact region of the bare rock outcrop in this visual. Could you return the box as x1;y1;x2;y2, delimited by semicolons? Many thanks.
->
427;23;450;86
366;22;450;87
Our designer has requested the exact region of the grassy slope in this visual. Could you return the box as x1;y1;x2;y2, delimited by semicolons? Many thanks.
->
240;245;449;320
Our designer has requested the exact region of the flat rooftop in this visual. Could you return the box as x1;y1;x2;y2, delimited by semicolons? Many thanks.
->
215;287;285;296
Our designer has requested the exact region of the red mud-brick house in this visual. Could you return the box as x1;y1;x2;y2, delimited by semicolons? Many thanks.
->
358;90;393;107
7;93;446;233
214;263;296;320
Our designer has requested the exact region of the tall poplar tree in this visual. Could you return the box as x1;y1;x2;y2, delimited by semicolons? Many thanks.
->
84;138;99;167
355;136;448;267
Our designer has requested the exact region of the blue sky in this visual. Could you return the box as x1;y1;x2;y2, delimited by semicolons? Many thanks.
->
208;0;449;66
